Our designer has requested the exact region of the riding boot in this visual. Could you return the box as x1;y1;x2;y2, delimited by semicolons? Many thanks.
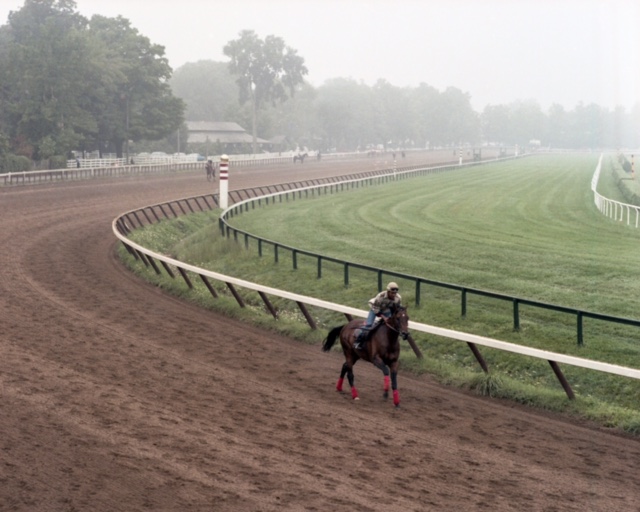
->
354;329;367;350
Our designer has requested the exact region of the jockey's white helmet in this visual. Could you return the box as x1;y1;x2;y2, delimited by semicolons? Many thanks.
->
387;282;399;291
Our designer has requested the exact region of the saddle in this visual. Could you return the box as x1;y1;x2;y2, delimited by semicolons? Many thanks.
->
354;318;385;346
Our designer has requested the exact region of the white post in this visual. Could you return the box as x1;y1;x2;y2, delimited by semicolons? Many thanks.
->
458;148;462;165
219;154;229;209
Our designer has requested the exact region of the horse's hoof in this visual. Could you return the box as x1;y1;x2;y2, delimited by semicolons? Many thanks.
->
353;397;360;401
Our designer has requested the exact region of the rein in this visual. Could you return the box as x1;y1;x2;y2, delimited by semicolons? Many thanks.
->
383;309;409;339
383;320;400;334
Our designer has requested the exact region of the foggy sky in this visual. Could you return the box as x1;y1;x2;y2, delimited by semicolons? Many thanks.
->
2;0;638;112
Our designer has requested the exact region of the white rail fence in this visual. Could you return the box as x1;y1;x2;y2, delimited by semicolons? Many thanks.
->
1;149;413;186
592;153;640;227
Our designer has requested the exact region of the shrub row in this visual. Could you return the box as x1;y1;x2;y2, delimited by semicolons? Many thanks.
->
0;154;32;172
0;154;70;173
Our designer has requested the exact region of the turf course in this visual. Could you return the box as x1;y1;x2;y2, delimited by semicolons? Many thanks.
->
231;153;640;316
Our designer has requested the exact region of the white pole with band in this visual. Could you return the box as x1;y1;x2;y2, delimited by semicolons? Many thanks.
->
219;154;229;209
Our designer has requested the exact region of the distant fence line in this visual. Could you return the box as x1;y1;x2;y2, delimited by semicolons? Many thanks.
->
592;153;640;227
2;147;512;187
1;148;425;186
113;153;640;400
64;150;360;169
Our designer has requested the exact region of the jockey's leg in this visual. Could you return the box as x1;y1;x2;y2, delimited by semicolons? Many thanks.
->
354;310;377;350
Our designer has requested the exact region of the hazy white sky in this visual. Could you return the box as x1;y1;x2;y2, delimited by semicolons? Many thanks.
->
2;0;639;111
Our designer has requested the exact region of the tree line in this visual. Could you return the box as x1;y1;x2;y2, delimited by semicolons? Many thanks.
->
0;0;184;170
1;0;638;171
171;60;639;155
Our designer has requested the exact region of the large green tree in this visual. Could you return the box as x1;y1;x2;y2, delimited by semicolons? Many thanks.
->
315;78;375;151
0;0;101;159
88;15;184;158
433;87;480;146
0;0;184;161
223;30;308;154
409;83;440;148
169;60;237;121
372;80;415;148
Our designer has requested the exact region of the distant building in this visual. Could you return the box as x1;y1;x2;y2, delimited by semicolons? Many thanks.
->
186;121;269;152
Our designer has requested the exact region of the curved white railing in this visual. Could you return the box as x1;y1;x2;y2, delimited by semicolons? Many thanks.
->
592;153;640;227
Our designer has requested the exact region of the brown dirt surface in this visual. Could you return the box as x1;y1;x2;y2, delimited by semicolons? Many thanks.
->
2;155;640;512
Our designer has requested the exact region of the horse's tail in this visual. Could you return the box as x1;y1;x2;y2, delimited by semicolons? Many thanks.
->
322;326;344;352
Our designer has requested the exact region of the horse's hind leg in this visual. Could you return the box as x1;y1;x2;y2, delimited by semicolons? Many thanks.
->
336;362;349;392
337;362;359;400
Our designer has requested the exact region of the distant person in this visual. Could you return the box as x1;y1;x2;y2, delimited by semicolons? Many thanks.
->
76;158;80;168
205;160;215;181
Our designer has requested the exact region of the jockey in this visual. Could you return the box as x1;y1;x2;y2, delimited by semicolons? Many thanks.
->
205;160;215;180
354;282;402;350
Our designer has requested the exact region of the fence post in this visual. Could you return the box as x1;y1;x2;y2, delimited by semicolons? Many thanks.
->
577;312;584;346
219;154;229;209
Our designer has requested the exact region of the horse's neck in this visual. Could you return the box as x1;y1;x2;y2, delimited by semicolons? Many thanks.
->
380;323;399;344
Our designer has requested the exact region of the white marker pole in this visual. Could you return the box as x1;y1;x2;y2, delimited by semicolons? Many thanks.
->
219;154;229;209
458;148;462;165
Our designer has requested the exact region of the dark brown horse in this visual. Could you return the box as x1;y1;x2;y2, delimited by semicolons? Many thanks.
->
293;152;308;163
322;305;409;407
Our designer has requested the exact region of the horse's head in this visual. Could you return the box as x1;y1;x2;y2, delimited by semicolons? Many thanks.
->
391;305;410;341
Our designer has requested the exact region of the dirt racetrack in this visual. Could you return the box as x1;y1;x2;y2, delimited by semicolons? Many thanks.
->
2;154;640;511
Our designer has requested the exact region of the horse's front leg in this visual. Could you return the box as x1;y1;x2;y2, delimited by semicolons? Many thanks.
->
390;361;400;407
371;356;391;400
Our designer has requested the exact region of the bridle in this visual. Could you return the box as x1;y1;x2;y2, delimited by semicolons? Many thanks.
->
383;307;409;340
